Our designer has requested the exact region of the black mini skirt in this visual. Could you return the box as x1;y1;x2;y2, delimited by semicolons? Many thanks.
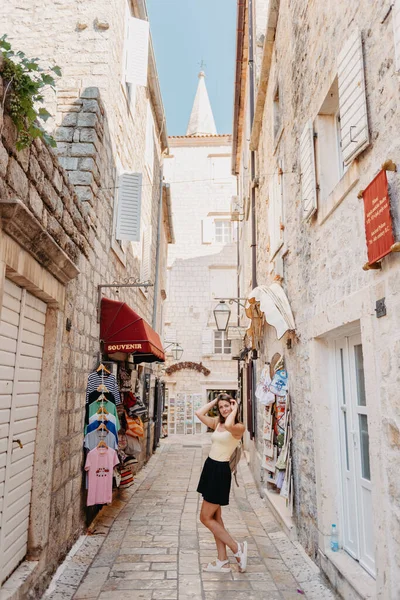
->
197;457;232;506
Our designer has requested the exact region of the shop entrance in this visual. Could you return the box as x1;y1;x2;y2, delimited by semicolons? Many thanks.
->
334;334;375;576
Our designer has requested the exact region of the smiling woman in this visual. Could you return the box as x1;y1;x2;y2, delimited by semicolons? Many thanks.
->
195;393;248;574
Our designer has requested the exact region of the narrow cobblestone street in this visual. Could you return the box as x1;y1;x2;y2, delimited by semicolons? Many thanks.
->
43;435;338;600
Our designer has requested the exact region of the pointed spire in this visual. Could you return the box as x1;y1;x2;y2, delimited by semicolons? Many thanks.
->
186;71;217;136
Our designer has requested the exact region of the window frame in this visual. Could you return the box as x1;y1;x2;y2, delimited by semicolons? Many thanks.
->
213;330;232;355
214;219;232;244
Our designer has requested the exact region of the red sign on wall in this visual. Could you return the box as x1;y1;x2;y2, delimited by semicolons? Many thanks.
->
362;170;394;265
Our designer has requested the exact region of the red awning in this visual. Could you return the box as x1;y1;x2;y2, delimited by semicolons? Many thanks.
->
100;297;165;362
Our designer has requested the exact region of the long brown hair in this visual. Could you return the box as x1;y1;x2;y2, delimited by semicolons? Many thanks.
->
216;393;240;424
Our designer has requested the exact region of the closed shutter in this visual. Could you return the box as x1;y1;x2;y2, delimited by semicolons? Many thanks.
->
201;217;214;244
116;172;142;242
268;169;284;258
141;227;152;283
394;0;400;73
125;17;149;86
300;120;317;221
0;279;46;583
338;31;369;165
201;329;213;356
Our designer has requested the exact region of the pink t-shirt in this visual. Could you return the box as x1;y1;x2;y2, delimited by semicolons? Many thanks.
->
85;447;119;506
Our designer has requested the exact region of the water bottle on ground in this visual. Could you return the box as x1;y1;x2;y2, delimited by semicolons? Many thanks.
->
330;524;339;552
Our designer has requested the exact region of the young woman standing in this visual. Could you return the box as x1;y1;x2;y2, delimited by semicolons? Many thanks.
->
195;393;248;573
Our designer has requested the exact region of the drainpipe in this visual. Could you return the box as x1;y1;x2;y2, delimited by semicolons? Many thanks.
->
248;0;257;290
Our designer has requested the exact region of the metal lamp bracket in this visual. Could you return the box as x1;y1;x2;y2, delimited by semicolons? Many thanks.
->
97;278;153;322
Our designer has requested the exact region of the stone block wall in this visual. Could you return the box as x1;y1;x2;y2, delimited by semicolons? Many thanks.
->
246;0;400;594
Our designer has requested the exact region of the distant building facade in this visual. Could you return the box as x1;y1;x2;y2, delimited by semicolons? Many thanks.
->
163;72;238;434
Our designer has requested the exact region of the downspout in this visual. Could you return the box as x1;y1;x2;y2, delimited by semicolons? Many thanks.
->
249;0;257;290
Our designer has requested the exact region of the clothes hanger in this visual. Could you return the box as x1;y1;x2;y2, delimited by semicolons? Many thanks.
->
97;406;109;414
96;393;108;403
97;384;110;393
96;423;108;432
96;363;111;374
97;439;108;449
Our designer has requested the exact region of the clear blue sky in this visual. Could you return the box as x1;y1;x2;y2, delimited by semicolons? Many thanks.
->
147;0;236;136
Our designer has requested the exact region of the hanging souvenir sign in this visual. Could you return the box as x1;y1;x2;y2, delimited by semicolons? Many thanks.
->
270;369;288;396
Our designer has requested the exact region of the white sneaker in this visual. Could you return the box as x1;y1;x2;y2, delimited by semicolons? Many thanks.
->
233;540;248;572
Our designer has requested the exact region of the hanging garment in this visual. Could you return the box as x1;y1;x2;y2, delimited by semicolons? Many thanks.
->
86;372;122;406
119;465;134;488
269;369;288;397
256;367;275;406
87;411;118;429
85;419;118;444
85;446;119;506
84;430;118;451
126;414;145;438
125;435;142;456
85;400;120;430
119;366;132;392
86;390;119;406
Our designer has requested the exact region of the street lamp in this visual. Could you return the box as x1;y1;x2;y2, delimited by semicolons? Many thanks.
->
170;343;184;361
213;300;231;332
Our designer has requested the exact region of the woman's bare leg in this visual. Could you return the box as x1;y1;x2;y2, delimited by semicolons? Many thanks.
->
213;506;228;561
200;500;239;555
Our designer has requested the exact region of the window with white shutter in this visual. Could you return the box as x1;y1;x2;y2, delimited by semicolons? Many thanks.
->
268;168;284;258
201;217;215;244
214;331;232;355
337;31;369;165
116;172;142;242
202;329;214;356
394;0;400;73
125;17;149;87
140;227;152;286
300;120;318;221
145;103;154;180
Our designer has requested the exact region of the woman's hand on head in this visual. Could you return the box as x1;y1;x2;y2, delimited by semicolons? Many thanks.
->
230;398;238;411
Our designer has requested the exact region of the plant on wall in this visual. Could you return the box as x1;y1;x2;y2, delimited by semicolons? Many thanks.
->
0;35;61;150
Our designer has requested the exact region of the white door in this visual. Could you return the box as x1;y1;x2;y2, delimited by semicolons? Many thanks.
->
335;334;375;576
0;279;46;583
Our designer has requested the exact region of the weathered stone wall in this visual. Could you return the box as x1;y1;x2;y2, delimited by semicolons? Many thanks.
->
0;0;167;590
248;0;400;596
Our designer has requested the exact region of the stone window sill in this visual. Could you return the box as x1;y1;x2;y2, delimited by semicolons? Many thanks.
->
319;548;375;600
317;160;359;225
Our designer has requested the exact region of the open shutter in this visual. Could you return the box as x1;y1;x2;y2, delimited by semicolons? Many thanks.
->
201;217;214;244
202;329;213;356
125;17;149;86
268;170;284;258
338;31;369;165
300;120;317;221
394;0;400;73
141;227;152;282
145;104;154;178
116;172;142;241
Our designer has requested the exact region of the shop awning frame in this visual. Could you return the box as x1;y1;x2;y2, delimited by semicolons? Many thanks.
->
100;297;165;363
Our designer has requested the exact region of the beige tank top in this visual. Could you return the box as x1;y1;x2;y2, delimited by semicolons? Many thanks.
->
209;423;240;462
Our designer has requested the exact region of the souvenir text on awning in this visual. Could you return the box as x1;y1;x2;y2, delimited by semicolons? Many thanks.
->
100;297;165;362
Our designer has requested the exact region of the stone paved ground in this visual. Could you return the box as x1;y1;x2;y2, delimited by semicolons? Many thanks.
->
42;435;338;600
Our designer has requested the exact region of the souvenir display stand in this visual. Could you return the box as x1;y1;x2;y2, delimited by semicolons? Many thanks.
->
257;355;294;514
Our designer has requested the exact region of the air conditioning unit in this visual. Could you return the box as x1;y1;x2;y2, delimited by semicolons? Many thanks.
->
230;195;241;221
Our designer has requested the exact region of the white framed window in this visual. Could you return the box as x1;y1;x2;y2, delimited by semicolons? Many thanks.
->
214;331;231;355
301;31;369;221
215;220;232;244
145;102;154;180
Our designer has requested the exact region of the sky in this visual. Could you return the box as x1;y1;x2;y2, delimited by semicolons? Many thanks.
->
147;0;237;136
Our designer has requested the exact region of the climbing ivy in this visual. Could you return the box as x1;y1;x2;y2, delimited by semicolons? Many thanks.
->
0;35;61;150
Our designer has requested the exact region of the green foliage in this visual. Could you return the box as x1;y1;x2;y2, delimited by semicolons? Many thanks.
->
0;35;61;150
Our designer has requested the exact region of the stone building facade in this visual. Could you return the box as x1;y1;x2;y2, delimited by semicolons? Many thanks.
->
233;1;400;599
0;0;172;596
163;72;239;435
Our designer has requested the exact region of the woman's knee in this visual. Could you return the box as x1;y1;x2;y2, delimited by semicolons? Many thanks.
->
200;512;212;526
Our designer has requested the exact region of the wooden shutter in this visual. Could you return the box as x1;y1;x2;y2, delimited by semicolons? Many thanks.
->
394;0;400;73
125;17;149;86
141;227;152;282
202;329;213;355
338;31;369;165
116;172;142;242
201;217;214;244
268;169;284;258
300;120;317;221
